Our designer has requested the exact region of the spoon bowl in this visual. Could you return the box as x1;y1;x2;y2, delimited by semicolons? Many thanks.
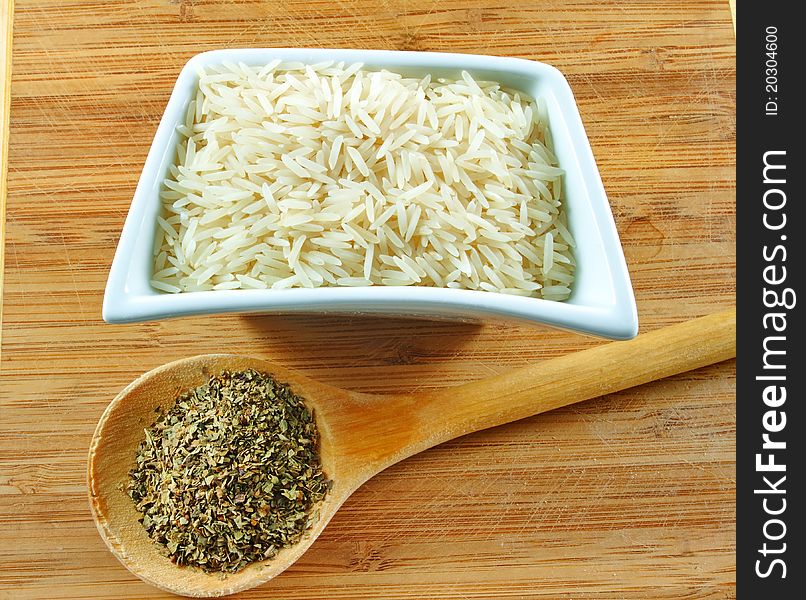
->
88;309;736;597
88;355;368;596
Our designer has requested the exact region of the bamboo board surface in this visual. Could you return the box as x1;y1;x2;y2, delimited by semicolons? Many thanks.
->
0;0;12;337
1;1;735;599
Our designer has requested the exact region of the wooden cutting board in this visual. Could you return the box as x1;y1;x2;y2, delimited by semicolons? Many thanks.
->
0;1;736;598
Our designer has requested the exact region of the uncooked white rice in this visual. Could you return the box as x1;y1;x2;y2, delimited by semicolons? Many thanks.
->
152;61;575;299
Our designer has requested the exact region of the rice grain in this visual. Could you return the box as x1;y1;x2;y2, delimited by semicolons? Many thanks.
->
153;62;575;299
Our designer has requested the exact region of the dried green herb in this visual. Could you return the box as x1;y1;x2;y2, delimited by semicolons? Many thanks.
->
127;369;330;573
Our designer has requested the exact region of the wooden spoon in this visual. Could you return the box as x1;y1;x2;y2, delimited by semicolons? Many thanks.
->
88;308;735;597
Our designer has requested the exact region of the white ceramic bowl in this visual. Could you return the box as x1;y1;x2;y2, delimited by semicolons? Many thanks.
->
103;48;638;339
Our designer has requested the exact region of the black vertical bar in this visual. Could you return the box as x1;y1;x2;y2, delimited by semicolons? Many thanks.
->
737;3;803;597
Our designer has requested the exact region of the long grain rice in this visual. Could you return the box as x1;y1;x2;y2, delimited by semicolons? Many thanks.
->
152;63;575;298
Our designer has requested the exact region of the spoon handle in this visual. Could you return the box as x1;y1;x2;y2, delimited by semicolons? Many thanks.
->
385;308;736;466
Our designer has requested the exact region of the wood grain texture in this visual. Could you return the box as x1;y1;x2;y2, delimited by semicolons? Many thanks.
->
0;0;13;347
729;0;735;30
88;312;734;597
1;1;735;599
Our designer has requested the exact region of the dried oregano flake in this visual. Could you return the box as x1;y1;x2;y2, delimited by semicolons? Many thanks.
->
128;369;330;573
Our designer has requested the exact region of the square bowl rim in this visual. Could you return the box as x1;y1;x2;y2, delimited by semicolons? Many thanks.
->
103;47;638;340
